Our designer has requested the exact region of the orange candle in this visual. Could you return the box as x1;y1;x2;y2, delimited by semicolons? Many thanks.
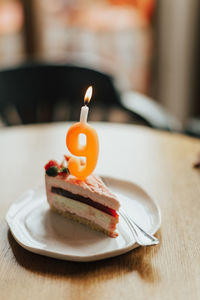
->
66;86;99;180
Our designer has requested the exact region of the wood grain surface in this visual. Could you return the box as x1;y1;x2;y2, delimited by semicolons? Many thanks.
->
0;122;200;300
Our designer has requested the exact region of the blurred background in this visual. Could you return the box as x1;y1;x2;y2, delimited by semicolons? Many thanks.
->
0;0;200;136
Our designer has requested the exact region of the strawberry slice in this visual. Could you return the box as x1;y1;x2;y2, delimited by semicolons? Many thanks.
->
64;155;71;162
44;160;59;171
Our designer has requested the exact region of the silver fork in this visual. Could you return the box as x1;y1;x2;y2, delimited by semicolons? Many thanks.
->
119;207;159;246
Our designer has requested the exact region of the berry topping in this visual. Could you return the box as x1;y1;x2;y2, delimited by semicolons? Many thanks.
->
46;166;59;177
58;167;69;176
45;160;59;171
64;155;71;162
45;158;70;177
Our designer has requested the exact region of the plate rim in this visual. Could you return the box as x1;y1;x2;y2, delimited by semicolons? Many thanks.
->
6;176;161;262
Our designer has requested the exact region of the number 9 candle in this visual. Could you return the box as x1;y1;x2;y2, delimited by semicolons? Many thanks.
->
66;86;99;180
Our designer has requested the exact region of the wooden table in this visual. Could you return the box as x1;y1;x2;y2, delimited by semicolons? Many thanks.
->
0;122;200;300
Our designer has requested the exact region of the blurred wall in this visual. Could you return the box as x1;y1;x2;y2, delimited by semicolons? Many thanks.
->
156;0;200;127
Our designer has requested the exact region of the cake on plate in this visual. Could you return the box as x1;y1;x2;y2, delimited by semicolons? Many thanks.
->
45;157;120;237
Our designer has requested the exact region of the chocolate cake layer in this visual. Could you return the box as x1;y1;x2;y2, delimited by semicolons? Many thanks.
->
51;187;118;219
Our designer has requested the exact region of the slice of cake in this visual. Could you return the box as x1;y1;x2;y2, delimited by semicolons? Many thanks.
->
44;158;120;237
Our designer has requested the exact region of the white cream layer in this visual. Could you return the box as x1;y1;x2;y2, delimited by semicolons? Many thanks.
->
45;174;120;211
50;194;116;232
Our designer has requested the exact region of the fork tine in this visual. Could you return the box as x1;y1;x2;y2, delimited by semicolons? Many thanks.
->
119;208;159;246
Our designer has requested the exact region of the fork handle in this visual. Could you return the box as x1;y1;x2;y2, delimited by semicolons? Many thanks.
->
120;208;159;246
129;218;159;246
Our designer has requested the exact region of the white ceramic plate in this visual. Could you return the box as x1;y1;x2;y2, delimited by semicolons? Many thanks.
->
6;177;161;262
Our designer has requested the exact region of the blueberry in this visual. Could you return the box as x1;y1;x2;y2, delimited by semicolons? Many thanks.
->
46;166;58;176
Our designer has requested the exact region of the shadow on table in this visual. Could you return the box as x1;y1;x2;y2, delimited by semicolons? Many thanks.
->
8;229;161;283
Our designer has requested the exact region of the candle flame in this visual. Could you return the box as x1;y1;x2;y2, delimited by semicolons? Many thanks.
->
84;86;93;105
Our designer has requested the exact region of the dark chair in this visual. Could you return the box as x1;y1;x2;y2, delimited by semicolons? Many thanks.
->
0;62;119;125
0;62;179;130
